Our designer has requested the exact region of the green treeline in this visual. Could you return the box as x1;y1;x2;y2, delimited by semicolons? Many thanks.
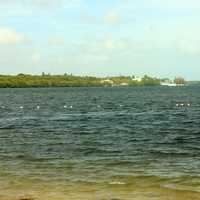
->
0;74;161;88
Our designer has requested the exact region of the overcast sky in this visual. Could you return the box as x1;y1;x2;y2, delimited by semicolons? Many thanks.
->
0;0;200;79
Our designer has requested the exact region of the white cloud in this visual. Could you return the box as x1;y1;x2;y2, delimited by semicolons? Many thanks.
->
150;0;200;11
29;0;67;9
0;0;82;9
144;23;200;55
0;27;25;44
75;37;141;62
122;0;200;11
31;53;41;63
103;38;129;50
104;11;121;25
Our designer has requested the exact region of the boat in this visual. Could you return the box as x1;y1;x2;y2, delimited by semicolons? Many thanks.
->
161;82;177;87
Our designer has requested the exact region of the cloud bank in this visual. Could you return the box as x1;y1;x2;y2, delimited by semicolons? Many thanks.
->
0;27;25;44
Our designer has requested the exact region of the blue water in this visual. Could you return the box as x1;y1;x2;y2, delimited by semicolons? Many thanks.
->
0;86;200;199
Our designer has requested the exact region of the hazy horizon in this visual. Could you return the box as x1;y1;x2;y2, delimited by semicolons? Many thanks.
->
0;0;200;80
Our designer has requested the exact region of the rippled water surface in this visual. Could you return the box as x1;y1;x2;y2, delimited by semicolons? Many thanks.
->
0;86;200;200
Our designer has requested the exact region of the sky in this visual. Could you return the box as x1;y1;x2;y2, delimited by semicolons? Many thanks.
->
0;0;200;80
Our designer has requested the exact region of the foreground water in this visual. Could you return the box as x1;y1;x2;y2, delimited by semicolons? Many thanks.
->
0;86;200;200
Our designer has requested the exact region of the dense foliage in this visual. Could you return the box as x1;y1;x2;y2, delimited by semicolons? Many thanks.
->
0;74;161;88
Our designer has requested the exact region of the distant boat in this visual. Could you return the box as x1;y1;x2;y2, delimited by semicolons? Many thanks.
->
161;82;177;87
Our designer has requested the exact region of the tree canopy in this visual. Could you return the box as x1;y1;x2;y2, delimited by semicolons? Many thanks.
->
0;74;161;88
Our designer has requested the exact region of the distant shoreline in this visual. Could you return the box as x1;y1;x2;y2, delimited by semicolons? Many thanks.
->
0;74;161;88
0;74;189;88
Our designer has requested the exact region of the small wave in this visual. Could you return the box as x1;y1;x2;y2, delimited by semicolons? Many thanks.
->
109;181;126;185
161;183;200;193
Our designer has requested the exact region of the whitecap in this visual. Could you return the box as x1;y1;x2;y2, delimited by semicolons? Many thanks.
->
109;181;126;185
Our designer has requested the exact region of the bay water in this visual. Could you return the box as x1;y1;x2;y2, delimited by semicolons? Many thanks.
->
0;86;200;200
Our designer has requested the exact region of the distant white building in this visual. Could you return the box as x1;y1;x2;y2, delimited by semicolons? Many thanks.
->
120;83;129;86
100;79;114;85
132;76;142;82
